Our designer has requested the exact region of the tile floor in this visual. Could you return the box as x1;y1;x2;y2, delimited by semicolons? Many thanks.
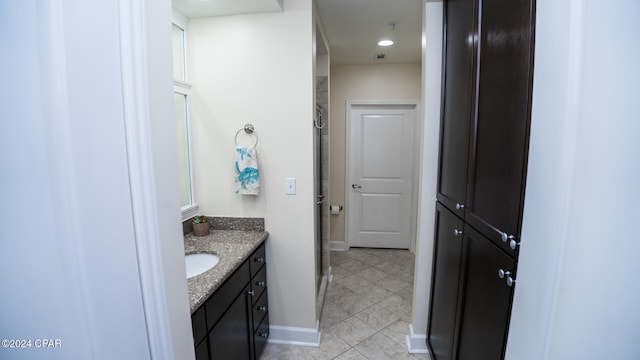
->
262;248;431;360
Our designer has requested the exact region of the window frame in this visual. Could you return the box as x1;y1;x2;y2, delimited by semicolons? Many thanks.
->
173;11;198;221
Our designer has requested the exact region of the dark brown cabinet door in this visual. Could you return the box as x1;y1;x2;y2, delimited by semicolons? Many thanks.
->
457;227;515;360
209;285;252;360
436;0;478;217
465;0;535;253
427;203;465;360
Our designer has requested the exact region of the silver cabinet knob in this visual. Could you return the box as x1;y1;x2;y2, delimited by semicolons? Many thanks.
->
498;269;511;279
352;184;362;189
258;305;267;312
506;276;515;287
509;239;520;250
259;332;269;338
256;281;266;287
254;257;265;263
453;229;463;237
501;232;515;243
247;290;255;296
455;203;465;210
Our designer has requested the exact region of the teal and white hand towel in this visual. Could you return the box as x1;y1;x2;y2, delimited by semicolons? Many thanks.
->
235;146;260;195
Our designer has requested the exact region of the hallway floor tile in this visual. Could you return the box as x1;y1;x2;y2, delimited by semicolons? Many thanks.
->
262;248;430;360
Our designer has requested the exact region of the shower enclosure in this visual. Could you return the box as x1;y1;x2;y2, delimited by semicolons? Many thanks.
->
314;76;329;294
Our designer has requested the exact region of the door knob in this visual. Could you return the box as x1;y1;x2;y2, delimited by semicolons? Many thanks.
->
455;203;465;210
453;229;463;237
352;184;362;189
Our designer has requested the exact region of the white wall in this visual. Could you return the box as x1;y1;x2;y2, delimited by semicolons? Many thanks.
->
329;63;422;247
188;0;318;333
410;0;443;352
507;1;640;359
0;1;192;359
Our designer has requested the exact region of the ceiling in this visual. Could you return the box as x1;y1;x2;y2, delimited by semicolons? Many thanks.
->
316;0;423;65
172;0;422;65
172;0;283;18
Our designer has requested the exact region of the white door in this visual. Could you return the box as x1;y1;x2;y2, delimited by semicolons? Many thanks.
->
347;103;417;249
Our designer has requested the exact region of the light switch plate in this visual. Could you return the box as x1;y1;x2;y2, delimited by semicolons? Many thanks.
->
285;177;296;195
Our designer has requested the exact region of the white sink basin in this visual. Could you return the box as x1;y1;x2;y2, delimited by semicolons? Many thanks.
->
185;253;220;278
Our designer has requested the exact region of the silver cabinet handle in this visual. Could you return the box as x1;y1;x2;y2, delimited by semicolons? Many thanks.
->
498;269;511;279
509;239;520;250
499;269;516;287
501;232;515;243
256;281;266;287
352;184;362;189
247;290;255;296
259;332;269;338
258;305;267;312
455;203;465;210
453;229;463;237
254;257;265;263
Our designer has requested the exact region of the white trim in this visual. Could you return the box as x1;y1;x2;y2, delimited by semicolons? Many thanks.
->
173;90;196;211
344;100;421;250
181;203;199;221
171;11;189;82
267;321;321;347
172;8;188;31
330;240;348;251
172;15;196;214
118;1;174;359
174;79;192;94
406;324;429;354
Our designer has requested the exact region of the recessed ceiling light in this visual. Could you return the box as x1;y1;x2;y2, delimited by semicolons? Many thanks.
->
378;40;394;47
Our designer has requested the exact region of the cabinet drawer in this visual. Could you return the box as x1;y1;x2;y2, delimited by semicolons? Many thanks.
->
254;314;269;360
205;260;250;330
251;265;267;304
252;289;268;332
191;305;207;345
249;242;266;277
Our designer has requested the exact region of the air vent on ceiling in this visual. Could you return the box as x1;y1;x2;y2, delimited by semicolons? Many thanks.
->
373;53;389;63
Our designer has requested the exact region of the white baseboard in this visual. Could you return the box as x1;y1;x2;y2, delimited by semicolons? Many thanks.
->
330;240;347;251
268;321;321;347
406;324;429;354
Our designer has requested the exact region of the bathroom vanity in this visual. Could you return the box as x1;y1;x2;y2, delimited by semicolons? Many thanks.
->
185;226;269;360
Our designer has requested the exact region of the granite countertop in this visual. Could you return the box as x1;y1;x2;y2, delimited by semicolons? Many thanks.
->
184;230;269;314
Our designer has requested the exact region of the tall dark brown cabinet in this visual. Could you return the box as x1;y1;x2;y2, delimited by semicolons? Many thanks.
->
426;0;535;359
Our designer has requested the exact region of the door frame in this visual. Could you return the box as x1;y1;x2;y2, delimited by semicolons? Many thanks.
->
345;100;422;252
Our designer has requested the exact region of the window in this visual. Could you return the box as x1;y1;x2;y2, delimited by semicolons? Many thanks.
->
172;16;197;220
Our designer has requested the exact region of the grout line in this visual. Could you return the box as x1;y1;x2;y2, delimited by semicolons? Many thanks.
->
264;248;428;360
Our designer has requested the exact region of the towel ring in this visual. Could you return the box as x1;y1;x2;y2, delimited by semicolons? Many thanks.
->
235;123;259;148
